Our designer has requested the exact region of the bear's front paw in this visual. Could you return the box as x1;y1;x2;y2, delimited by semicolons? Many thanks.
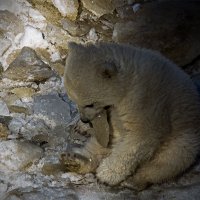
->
60;151;88;173
121;177;148;191
96;160;125;186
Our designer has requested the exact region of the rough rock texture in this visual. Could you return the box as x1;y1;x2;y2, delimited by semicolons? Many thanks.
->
0;140;43;171
81;0;115;17
0;0;200;199
0;100;10;116
33;94;71;126
0;10;24;36
0;123;9;140
11;87;36;98
0;30;11;57
52;0;79;20
3;47;54;82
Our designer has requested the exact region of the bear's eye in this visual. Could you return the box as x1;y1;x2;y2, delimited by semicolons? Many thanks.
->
84;104;94;108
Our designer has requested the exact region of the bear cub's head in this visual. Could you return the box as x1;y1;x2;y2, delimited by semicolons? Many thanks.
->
64;42;125;122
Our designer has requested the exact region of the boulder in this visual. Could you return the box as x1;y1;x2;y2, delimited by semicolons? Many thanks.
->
3;47;54;82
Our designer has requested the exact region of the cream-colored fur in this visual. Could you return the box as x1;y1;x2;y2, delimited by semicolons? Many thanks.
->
64;42;200;190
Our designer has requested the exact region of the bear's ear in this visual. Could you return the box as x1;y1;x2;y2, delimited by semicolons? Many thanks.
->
68;42;85;52
100;61;118;79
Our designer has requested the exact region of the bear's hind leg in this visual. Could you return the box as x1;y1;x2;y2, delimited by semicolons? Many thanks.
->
125;132;199;190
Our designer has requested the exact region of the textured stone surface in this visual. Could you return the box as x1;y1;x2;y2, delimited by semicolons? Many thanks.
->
33;94;71;125
81;0;113;17
112;0;200;66
0;10;24;36
52;0;79;21
81;0;124;17
61;18;91;37
0;140;43;171
3;47;54;82
0;30;11;56
0;100;10;116
0;123;9;140
0;62;3;76
50;62;65;76
11;87;36;98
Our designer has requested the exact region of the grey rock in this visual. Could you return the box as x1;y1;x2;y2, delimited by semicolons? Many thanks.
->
3;47;54;82
61;19;90;37
139;184;200;200
0;100;9;116
0;62;3;74
8;117;26;135
0;140;43;171
0;10;24;36
81;0;124;17
46;23;72;50
6;187;79;200
112;0;200;66
33;94;71;125
0;29;11;56
0;115;12;126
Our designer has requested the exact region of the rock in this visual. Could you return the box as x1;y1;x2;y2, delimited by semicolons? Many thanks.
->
52;0;79;21
19;25;48;49
0;123;9;140
8;105;30;115
11;87;36;98
87;28;98;41
3;47;54;82
81;0;124;17
138;184;200;200
8;117;26;135
50;62;65;76
0;10;24;36
6;49;21;66
45;23;72;50
112;0;200;66
0;140;43;171
0;62;3;76
0;116;12;126
0;182;7;193
35;48;51;64
0;100;10;116
41;163;65;175
27;0;63;26
0;29;11;56
61;19;90;37
2;94;19;107
33;94;71;126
